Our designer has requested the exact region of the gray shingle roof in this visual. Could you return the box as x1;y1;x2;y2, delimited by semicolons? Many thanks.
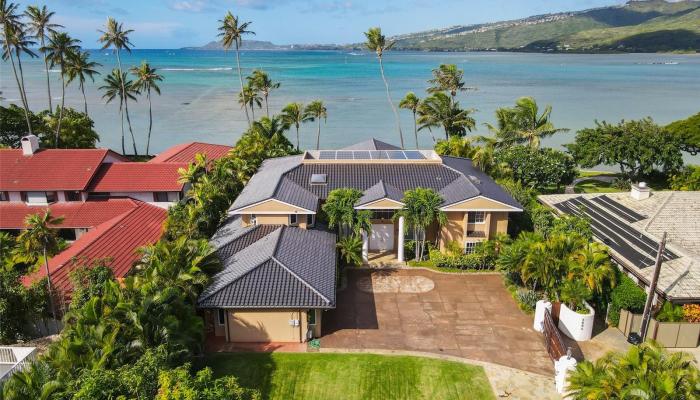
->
229;139;522;213
356;180;405;206
198;226;336;309
340;138;401;151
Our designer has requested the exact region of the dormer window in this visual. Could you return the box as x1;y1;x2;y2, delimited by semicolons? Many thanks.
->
289;214;299;226
310;174;327;185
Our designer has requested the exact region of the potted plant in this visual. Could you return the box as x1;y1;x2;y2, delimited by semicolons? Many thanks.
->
557;280;595;341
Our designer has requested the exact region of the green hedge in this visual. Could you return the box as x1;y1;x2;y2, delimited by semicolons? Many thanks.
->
428;249;493;270
608;275;647;326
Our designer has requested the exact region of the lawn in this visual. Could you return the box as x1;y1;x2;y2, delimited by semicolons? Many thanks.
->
203;352;495;400
574;179;623;194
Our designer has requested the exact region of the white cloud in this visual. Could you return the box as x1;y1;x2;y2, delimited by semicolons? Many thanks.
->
171;1;210;12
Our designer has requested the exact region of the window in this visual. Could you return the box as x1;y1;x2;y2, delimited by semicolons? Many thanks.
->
59;229;77;241
45;192;58;203
65;191;81;202
154;192;169;202
20;192;27;202
467;211;486;224
464;242;477;254
310;174;327;185
306;214;315;227
371;210;394;220
0;192;8;201
307;309;316;326
249;214;257;225
217;309;226;325
289;214;299;226
89;192;110;199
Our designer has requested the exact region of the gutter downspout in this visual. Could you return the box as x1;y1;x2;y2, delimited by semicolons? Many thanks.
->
299;309;303;343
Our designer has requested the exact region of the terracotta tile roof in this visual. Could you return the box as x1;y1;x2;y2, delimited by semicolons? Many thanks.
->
0;149;125;191
88;162;188;192
0;198;141;229
149;142;232;163
22;201;167;299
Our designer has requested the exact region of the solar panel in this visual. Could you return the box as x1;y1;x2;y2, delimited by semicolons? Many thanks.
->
404;150;425;160
319;151;335;160
369;151;382;159
336;151;353;160
353;151;371;160
592;195;646;222
388;151;406;160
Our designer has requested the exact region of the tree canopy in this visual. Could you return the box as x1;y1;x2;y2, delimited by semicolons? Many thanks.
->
666;112;700;155
495;146;577;191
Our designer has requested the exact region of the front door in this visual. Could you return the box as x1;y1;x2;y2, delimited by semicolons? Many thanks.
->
370;224;394;251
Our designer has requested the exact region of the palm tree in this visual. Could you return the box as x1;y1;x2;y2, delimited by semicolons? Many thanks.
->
364;27;404;149
248;69;279;117
64;50;101;116
427;64;473;104
1;4;35;134
24;5;62;110
281;102;310;151
399;92;421;148
322;188;371;237
337;235;364;266
567;342;700;399
1;360;63;400
42;32;81;147
100;69;139;155
218;11;254;127
16;210;64;327
130;62;163;155
98;17;138;155
304;100;327;150
395;188;447;261
418;92;476;140
250;115;291;144
569;242;616;296
434;135;473;158
238;84;261;120
510;97;568;148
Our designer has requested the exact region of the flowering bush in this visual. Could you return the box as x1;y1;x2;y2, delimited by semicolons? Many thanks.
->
683;304;700;323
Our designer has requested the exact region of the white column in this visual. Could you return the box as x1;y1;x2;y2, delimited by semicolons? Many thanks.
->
397;216;405;262
362;231;369;263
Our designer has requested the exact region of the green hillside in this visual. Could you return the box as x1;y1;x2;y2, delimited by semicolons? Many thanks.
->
393;0;700;52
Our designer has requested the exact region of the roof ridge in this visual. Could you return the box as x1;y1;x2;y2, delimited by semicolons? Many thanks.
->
439;157;481;195
271;255;331;305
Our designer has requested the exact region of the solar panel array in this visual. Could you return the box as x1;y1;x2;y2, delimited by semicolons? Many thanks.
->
317;150;426;160
553;196;677;269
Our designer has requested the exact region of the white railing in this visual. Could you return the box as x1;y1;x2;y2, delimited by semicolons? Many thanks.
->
0;347;36;384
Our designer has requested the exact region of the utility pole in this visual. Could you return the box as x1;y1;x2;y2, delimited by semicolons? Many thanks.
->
640;232;666;342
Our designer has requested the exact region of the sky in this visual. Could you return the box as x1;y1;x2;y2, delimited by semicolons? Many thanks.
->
14;0;631;48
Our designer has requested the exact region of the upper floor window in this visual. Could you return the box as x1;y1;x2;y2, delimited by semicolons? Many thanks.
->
22;191;57;204
467;211;486;224
46;191;58;203
306;214;315;228
250;214;257;226
154;192;169;202
371;210;394;220
464;241;478;254
0;192;8;202
289;214;299;226
65;191;81;202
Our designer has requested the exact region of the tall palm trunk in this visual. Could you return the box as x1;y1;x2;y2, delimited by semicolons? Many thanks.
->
234;41;251;127
146;89;153;155
6;46;33;134
378;55;403;149
412;110;418;149
115;51;138;155
40;35;53;110
43;245;58;332
295;123;300;151
264;94;269;118
80;82;88;115
316;118;321;150
119;100;126;154
55;64;66;147
250;102;255;120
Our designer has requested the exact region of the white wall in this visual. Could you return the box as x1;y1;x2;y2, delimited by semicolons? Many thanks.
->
25;192;47;205
8;192;22;202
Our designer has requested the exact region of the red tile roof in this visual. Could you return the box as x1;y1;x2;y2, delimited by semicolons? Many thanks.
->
0;149;126;191
149;142;232;164
23;201;167;298
0;198;141;229
88;162;188;192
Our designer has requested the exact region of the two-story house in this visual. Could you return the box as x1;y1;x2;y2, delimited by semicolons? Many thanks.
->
198;138;522;345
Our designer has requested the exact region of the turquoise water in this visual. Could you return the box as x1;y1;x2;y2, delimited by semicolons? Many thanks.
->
2;50;699;160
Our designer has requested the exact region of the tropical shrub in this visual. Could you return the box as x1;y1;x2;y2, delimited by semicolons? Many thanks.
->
495;146;577;191
670;165;700;191
69;259;115;310
37;107;100;149
496;178;538;233
515;289;540;313
608;274;647;326
155;364;260;400
428;248;491;270
322;188;372;237
404;240;437;261
337;235;363;266
559;280;592;313
0;270;48;344
395;188;447;261
532;207;592;240
655;301;685;323
0;104;44;148
683;304;700;323
666;111;700;155
566;342;700;399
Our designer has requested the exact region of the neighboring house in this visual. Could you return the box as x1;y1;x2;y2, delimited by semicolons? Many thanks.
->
86;162;188;204
149;142;232;163
539;187;700;304
198;138;522;344
22;200;167;301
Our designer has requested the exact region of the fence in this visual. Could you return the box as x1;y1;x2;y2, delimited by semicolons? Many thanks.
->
618;309;700;348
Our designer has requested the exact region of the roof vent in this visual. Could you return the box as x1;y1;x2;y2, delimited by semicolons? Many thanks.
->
468;175;481;184
631;182;651;201
21;135;39;156
310;173;327;185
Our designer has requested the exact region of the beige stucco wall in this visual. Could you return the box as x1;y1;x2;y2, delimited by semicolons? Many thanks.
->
489;212;509;238
442;197;517;211
227;309;308;343
236;199;313;213
439;212;466;251
358;198;403;209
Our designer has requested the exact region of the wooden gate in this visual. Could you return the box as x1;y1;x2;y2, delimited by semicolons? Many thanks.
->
543;308;567;361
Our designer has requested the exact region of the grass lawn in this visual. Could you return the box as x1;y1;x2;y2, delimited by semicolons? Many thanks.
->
574;179;623;193
203;352;495;400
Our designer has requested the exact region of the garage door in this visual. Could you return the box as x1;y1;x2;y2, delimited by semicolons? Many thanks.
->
228;310;303;342
370;224;394;251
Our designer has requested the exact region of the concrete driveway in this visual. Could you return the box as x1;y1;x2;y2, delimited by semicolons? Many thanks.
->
321;269;553;375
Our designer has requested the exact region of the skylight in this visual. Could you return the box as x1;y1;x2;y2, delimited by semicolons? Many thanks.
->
310;173;328;185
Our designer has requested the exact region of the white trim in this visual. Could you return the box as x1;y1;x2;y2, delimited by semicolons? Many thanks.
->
355;197;404;209
230;198;316;214
440;195;523;212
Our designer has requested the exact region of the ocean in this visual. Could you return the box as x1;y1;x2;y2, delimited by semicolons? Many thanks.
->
2;49;699;162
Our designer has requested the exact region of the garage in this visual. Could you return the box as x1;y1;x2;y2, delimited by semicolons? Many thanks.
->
227;309;307;343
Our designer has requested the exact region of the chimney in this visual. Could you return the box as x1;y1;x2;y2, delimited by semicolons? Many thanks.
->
21;135;40;156
631;182;651;201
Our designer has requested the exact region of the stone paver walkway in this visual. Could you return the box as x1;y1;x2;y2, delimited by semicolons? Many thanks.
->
322;269;553;376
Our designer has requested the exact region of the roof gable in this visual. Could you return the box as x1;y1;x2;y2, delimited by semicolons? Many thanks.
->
340;138;401;151
0;198;140;229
